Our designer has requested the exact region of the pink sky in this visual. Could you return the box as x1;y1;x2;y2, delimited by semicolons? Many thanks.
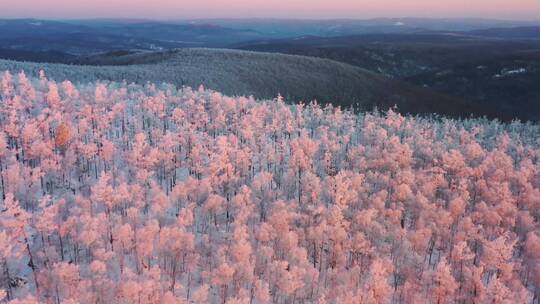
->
1;0;539;20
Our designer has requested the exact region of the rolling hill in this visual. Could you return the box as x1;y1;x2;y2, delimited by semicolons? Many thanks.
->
236;33;540;121
0;48;480;119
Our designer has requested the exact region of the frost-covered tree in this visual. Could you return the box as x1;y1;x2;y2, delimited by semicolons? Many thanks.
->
0;71;538;303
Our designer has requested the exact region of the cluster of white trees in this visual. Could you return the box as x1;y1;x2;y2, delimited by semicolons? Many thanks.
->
0;49;375;107
0;70;539;303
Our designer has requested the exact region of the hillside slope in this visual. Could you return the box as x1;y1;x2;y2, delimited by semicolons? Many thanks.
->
236;35;540;121
0;48;479;118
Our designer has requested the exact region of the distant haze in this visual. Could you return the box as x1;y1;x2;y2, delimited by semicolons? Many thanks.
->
1;0;540;20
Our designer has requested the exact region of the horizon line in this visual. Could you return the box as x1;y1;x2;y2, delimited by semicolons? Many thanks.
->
1;16;540;23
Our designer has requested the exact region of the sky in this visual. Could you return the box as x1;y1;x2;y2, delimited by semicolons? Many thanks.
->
1;0;540;20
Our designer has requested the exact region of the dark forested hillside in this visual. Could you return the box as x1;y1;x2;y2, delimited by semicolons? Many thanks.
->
236;33;540;121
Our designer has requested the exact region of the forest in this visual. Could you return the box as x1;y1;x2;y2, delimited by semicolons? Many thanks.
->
0;70;539;303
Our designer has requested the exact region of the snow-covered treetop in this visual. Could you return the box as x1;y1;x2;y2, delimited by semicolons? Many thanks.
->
0;70;539;303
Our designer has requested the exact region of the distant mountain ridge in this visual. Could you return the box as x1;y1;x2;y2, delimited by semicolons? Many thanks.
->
190;17;540;36
0;19;265;54
466;26;540;39
1;18;539;56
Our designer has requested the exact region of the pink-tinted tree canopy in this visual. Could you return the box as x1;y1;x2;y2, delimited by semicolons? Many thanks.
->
0;70;539;303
